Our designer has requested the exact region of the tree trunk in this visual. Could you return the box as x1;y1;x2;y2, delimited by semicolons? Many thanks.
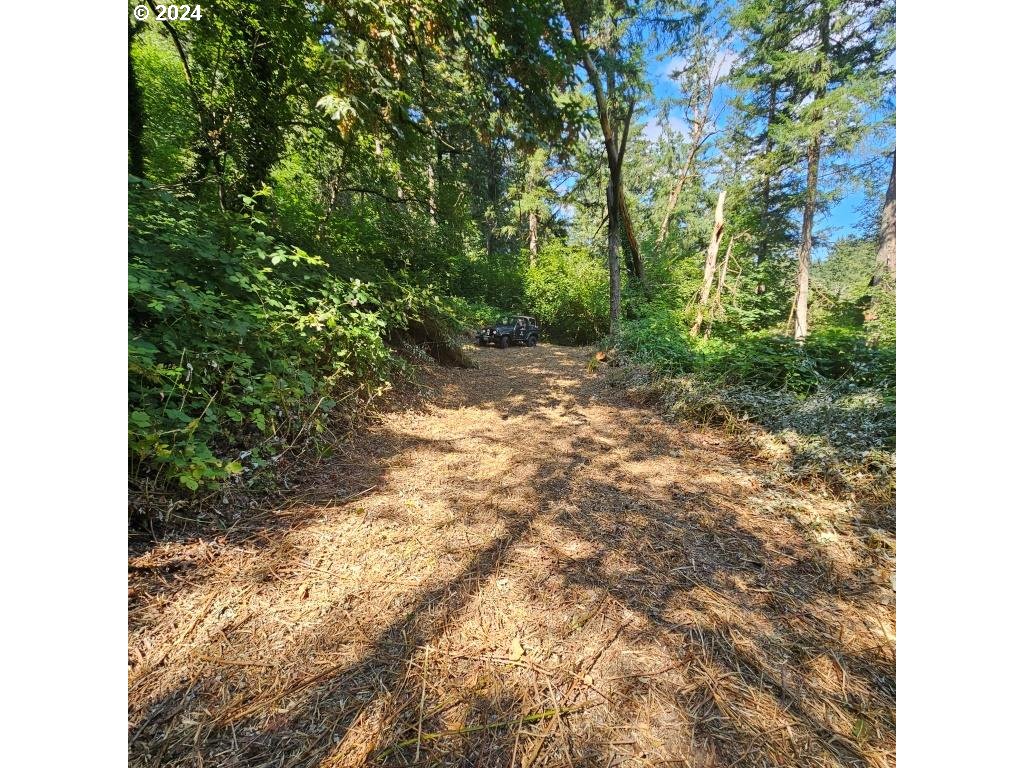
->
795;7;831;342
565;11;634;324
606;182;622;334
128;22;146;179
618;190;645;285
703;237;734;338
757;83;777;266
691;190;727;336
794;135;820;342
485;139;497;258
528;209;538;266
873;153;896;281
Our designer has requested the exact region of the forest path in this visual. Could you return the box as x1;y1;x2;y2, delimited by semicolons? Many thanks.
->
129;344;896;768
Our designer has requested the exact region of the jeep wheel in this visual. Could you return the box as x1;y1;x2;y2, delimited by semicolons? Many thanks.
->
478;338;488;346
527;335;537;347
498;335;510;349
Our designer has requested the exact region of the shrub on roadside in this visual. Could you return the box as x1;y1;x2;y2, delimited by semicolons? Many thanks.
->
129;180;461;499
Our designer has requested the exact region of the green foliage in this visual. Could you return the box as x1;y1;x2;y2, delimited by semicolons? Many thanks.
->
131;29;199;183
128;180;457;492
866;275;896;347
709;331;821;393
525;243;609;343
618;307;700;374
618;310;894;396
811;237;875;328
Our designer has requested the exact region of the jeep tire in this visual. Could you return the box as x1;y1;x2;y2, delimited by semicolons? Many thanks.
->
527;335;537;347
498;335;510;349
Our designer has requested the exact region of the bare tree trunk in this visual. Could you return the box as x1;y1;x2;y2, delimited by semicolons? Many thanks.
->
691;190;727;336
794;136;820;342
606;182;622;334
873;153;896;281
757;83;777;266
528;209;538;266
566;11;628;334
795;8;830;342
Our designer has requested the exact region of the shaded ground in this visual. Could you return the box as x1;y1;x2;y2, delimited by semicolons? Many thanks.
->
129;344;895;768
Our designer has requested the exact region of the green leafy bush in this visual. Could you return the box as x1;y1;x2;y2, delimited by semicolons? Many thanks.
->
618;308;699;374
525;243;609;344
617;312;894;396
129;180;446;494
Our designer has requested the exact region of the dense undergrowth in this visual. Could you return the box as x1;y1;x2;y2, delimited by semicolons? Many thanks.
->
611;307;895;504
128;180;472;511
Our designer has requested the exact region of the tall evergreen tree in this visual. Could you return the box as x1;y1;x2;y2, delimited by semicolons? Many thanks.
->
731;0;895;340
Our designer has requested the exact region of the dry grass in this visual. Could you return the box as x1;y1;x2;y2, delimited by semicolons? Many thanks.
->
129;344;895;767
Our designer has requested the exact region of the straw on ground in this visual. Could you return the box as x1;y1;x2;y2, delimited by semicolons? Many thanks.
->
129;343;895;768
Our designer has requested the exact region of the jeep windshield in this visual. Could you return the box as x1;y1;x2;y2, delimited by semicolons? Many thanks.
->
494;317;514;326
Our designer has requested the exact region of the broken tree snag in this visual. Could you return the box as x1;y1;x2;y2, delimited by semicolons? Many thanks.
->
704;236;734;338
691;190;727;336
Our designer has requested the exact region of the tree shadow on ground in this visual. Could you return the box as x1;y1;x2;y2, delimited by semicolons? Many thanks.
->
129;344;895;768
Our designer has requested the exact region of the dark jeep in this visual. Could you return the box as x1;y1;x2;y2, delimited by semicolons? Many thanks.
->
476;315;540;348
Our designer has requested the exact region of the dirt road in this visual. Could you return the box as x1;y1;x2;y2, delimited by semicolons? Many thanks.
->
129;344;895;767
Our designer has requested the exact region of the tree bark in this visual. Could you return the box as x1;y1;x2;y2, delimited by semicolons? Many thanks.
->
528;209;538;266
691;190;727;336
873;153;896;282
619;192;645;285
757;83;777;266
794;135;820;342
795;8;830;342
606;182;622;334
703;237;734;338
